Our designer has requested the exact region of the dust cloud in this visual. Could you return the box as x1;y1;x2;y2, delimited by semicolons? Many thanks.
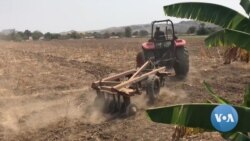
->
81;91;110;124
131;86;189;110
159;87;189;104
0;95;82;132
0;90;109;136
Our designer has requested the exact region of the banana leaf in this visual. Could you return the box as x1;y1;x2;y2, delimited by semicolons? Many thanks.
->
204;82;250;140
222;132;250;141
163;2;250;33
146;104;250;132
203;81;229;104
205;29;250;51
241;0;250;16
244;84;250;107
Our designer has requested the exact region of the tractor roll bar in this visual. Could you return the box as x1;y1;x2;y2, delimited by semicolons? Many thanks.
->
151;19;175;40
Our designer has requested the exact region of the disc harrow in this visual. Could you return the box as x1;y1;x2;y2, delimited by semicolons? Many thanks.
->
91;61;171;116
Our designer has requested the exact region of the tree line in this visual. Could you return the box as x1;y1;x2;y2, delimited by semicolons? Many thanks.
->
186;23;218;35
0;30;84;41
0;24;213;41
0;27;150;41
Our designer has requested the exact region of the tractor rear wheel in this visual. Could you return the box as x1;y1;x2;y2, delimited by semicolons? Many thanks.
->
136;52;145;68
173;47;189;79
146;75;160;104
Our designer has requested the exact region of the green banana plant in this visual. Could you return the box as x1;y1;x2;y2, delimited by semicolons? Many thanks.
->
146;83;250;140
204;82;250;140
163;0;250;51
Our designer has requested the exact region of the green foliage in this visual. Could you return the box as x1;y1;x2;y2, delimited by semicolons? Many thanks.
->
203;81;229;104
32;31;43;40
240;0;250;15
52;33;61;39
163;1;250;51
14;32;24;41
139;30;149;37
222;132;250;141
244;84;250;107
44;32;61;40
196;23;209;35
59;34;70;40
0;30;24;41
111;32;116;36
205;29;250;50
125;26;132;37
103;32;110;38
147;83;250;140
68;31;81;39
24;30;32;40
164;2;250;32
44;32;52;40
93;32;102;38
132;31;139;36
146;103;250;132
204;81;250;140
186;26;196;34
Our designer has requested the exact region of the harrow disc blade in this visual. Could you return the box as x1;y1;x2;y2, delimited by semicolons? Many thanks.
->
93;91;137;116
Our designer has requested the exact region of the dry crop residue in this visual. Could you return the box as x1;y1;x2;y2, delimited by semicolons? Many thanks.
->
0;38;249;141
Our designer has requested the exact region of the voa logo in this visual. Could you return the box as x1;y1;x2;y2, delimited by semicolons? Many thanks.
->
211;105;238;132
214;113;235;123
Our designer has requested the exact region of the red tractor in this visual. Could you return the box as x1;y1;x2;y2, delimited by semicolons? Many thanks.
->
91;19;189;115
136;19;189;78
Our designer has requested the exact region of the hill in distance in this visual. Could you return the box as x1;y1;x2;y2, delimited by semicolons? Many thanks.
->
84;20;220;34
0;20;220;36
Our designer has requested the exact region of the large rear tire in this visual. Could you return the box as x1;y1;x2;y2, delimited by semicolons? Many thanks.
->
173;47;189;79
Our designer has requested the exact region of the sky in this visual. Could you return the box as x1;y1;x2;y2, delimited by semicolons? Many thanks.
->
0;0;246;33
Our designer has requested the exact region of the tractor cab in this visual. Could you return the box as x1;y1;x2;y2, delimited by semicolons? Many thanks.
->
142;20;177;65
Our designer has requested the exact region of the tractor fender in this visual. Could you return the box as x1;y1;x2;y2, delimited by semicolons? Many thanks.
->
174;39;186;47
142;42;155;50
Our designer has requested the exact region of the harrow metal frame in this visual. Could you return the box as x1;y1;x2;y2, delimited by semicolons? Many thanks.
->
92;61;170;96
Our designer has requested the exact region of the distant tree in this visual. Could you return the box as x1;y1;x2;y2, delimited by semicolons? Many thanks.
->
7;30;22;41
166;29;174;36
59;34;70;40
69;31;81;39
32;31;43;40
139;30;149;37
186;26;196;34
132;31;139;36
116;32;124;37
111;32;116;36
84;32;93;37
44;32;62;40
23;30;32;40
196;23;209;35
103;32;110;38
79;33;85;38
93;32;102;38
0;30;24;41
125;27;132;37
15;31;25;41
50;33;60;39
44;32;52;40
206;27;217;34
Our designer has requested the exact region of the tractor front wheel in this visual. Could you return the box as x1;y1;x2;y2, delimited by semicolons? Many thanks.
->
146;75;160;105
